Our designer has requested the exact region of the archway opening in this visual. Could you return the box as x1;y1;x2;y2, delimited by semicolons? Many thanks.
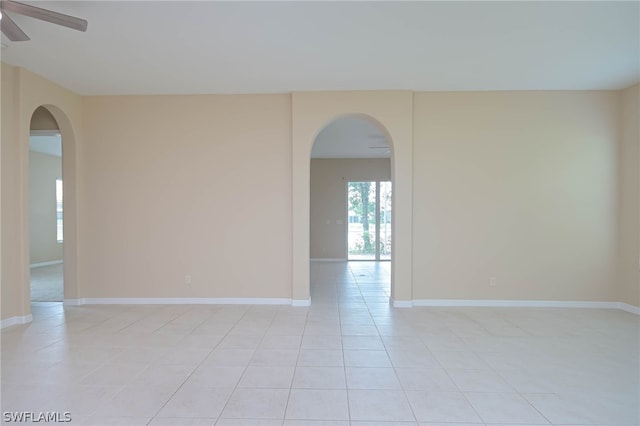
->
28;106;64;304
309;115;393;304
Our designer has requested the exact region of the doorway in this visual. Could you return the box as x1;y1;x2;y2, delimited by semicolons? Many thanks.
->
292;93;414;305
347;180;392;261
29;107;64;303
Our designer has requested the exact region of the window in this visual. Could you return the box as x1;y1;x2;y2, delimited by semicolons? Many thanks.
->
56;179;63;242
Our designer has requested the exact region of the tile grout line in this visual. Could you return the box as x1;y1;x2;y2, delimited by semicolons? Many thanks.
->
340;268;352;423
146;305;251;425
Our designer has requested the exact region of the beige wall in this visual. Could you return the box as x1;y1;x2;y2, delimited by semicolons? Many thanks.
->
1;64;19;320
29;151;63;264
2;61;639;322
618;84;640;307
310;159;391;259
413;91;620;302
0;64;3;319
1;63;82;321
80;95;292;298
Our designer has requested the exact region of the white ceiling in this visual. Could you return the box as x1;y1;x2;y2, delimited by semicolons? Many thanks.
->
5;1;639;159
1;1;638;96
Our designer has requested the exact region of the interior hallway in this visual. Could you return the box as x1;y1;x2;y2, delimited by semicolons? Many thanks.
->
1;261;638;425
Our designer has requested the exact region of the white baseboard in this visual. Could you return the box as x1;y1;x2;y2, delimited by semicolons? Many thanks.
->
617;302;640;315
30;260;63;268
64;297;302;306
392;299;413;308
310;258;347;262
1;314;33;329
57;297;640;315
411;299;638;313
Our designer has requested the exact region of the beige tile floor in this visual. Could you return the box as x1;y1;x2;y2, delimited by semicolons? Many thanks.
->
29;263;64;302
1;261;639;425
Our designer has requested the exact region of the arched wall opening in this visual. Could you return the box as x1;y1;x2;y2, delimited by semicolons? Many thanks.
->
29;107;64;303
23;104;79;314
309;114;394;300
310;115;393;259
0;65;82;325
291;91;413;307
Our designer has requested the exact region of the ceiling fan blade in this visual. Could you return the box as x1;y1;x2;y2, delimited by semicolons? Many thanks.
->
0;11;30;41
1;0;87;32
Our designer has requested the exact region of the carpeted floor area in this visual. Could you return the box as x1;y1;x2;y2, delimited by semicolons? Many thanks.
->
30;263;63;302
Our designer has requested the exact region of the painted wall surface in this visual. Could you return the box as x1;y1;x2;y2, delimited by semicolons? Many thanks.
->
29;151;63;264
0;64;3;319
1;64;19;320
310;158;391;259
2;61;638;321
618;84;640;307
80;95;292;299
1;64;82;321
413;91;619;301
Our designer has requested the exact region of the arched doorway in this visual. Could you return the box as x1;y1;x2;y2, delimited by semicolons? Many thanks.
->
29;107;64;303
311;116;393;261
308;115;394;304
24;104;79;314
291;91;413;308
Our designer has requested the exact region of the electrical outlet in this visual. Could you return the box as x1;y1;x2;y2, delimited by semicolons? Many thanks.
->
489;276;496;287
185;275;191;285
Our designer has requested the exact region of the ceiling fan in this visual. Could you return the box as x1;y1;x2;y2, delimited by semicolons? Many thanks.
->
0;0;87;42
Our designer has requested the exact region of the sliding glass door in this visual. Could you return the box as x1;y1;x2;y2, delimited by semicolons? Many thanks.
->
347;181;392;261
379;181;392;260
